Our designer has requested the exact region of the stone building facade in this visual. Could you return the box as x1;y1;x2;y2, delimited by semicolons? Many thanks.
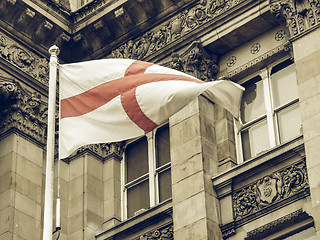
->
0;0;319;239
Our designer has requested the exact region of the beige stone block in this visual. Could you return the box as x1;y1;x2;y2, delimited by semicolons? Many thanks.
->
86;155;103;181
171;154;204;185
103;158;121;181
104;178;121;201
12;234;25;240
67;228;83;240
198;96;215;121
308;164;320;190
293;30;320;60
174;218;208;240
172;171;205;205
68;212;84;235
0;232;12;240
15;191;41;221
14;174;41;204
170;137;202;168
69;156;84;181
302;112;320;142
204;192;219;223
300;93;320;122
217;140;236;162
102;218;121;231
86;178;103;215
0;152;14;177
0;171;12;195
173;192;206;230
68;176;83;201
297;75;320;102
203;153;219;177
68;195;83;218
0;190;14;211
103;198;121;221
200;114;216;143
170;114;201;149
0;206;13;235
0;134;15;159
16;155;42;186
13;209;41;240
54;160;69;182
304;136;320;169
207;218;223;240
295;49;320;85
170;98;199;126
215;104;233;121
16;136;43;167
220;195;234;225
215;118;235;144
87;210;103;231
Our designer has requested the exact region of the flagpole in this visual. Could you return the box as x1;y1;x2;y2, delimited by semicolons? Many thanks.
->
43;45;59;240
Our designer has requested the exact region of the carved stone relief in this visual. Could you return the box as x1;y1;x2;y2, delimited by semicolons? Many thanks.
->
0;32;49;85
136;225;173;240
270;0;320;38
109;0;245;60
0;80;48;144
161;41;219;81
233;160;309;221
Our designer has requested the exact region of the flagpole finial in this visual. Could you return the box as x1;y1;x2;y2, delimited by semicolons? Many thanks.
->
49;45;60;56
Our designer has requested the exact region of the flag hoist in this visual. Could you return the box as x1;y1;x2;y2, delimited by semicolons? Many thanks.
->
44;45;244;239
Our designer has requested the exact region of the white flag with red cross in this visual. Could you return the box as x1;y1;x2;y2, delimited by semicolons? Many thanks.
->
59;59;244;159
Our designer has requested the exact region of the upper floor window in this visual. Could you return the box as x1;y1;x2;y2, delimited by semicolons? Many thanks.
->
237;59;302;162
122;124;172;219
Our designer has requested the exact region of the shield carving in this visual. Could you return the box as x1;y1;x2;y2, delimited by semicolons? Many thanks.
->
257;176;278;204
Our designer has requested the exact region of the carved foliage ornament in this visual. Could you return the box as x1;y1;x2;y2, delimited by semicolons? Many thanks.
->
138;225;173;240
109;0;243;60
0;80;48;144
162;42;218;81
0;33;49;85
270;0;320;37
233;160;309;220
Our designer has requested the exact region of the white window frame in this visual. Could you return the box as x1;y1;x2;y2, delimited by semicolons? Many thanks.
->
235;58;300;163
121;123;171;220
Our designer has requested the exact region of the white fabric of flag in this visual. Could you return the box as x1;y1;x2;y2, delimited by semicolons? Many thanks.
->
59;59;244;159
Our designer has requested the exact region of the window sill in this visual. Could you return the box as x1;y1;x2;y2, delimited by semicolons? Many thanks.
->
213;135;305;189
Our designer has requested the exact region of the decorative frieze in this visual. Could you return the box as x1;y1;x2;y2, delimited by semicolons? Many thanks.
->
109;0;245;60
136;225;173;240
270;0;320;38
0;32;49;85
233;160;309;221
162;41;219;81
0;80;48;144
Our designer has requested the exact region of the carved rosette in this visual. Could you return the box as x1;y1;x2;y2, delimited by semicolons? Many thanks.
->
137;225;173;240
0;32;49;85
0;80;48;144
270;0;320;38
162;42;218;81
109;0;243;60
233;160;309;221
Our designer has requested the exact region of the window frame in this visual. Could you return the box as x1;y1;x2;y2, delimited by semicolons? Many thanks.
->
121;122;171;220
235;57;301;163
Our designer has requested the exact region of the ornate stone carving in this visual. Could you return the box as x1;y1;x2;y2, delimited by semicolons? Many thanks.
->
270;0;320;38
109;0;245;60
137;225;173;240
233;160;309;221
0;80;48;144
0;32;49;85
162;41;218;81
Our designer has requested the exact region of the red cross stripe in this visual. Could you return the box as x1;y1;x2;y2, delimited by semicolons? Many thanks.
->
60;61;203;133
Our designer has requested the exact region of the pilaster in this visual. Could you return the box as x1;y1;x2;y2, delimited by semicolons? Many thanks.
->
170;95;222;240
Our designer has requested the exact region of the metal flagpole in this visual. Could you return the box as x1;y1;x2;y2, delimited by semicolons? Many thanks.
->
43;45;60;240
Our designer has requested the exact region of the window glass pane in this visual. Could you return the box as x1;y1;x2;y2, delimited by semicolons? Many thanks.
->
241;76;266;123
277;103;302;143
156;124;171;167
158;169;172;202
126;137;148;183
127;180;150;218
241;119;269;160
271;63;298;108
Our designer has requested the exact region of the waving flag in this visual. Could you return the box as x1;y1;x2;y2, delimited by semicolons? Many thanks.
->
59;59;244;159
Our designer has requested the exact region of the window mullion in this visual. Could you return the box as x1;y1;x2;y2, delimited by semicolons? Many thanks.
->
146;131;156;207
261;69;277;148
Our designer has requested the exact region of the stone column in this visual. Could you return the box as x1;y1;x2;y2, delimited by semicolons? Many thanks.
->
170;95;222;239
102;142;124;230
293;29;320;238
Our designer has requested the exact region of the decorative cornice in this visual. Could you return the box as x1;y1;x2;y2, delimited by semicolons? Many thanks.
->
0;79;48;145
233;160;309;222
109;0;245;61
0;31;49;86
162;41;219;81
136;224;173;240
269;0;320;39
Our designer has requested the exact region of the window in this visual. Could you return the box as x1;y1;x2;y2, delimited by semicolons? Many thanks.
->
237;59;302;162
122;124;172;219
